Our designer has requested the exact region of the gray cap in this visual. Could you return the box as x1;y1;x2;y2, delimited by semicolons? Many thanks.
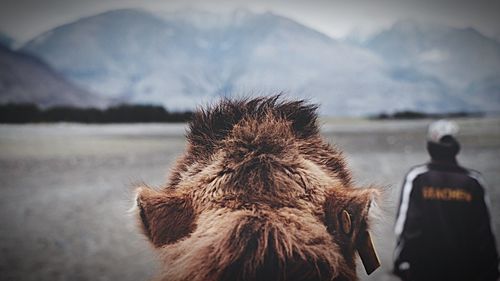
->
427;119;459;143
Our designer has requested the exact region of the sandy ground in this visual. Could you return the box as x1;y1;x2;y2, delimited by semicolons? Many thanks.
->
0;118;499;281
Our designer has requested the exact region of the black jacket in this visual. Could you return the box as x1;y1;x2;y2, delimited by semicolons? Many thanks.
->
394;158;499;281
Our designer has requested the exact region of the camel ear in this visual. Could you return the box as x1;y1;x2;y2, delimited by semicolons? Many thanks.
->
349;188;379;220
324;188;378;234
324;187;380;275
348;188;380;275
135;186;196;247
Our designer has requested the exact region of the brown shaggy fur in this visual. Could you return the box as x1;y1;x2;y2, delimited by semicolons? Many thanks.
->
135;96;378;281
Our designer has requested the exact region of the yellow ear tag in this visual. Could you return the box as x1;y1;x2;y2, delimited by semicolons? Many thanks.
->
340;209;352;234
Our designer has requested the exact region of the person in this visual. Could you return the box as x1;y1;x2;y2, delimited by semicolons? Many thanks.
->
393;120;499;281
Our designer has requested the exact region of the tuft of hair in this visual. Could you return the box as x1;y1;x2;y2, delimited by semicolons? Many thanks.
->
187;95;319;159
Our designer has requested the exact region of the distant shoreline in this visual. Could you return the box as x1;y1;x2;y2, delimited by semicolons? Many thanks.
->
0;103;487;124
370;110;484;120
0;103;193;124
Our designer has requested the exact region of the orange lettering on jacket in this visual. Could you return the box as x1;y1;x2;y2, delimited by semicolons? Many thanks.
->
422;186;472;202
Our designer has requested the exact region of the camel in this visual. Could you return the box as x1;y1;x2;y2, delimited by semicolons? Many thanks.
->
135;96;380;281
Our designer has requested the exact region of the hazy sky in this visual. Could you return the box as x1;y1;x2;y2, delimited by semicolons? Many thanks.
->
1;0;499;44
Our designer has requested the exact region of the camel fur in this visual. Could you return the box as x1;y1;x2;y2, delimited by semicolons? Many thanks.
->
135;96;379;281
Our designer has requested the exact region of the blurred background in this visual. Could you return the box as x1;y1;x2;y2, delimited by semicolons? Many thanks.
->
0;0;499;280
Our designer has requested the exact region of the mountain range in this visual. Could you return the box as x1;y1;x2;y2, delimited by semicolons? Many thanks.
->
0;43;106;107
3;9;500;115
364;20;500;112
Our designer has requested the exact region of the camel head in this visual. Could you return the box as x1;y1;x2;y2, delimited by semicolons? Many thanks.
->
135;96;380;281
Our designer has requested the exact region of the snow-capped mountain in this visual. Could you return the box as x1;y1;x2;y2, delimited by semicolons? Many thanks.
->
363;20;500;112
0;43;106;107
365;20;500;83
19;9;500;115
